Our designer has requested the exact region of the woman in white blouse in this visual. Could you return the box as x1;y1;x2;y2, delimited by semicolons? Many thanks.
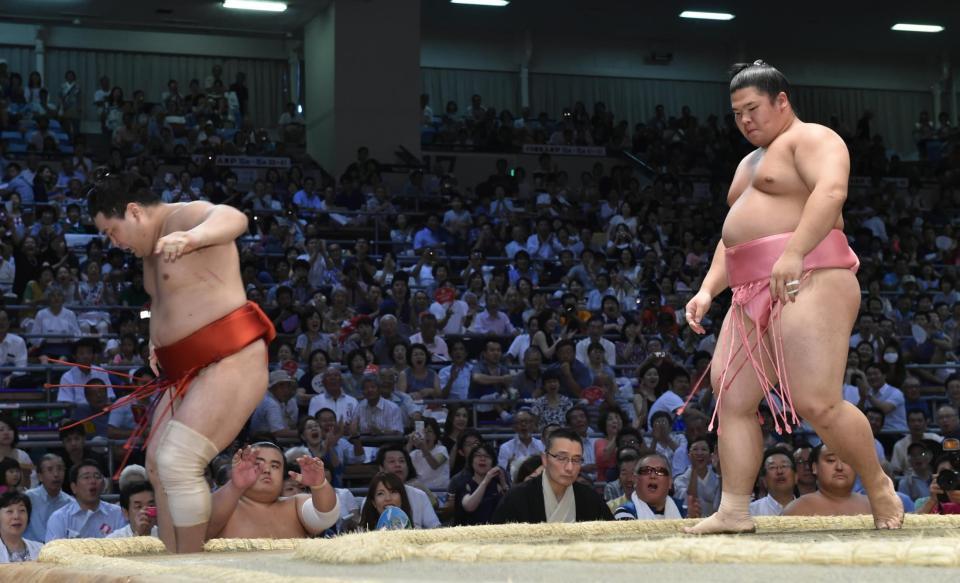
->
408;418;449;491
0;492;42;563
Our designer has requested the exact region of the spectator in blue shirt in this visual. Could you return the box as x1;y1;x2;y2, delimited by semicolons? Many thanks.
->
412;214;446;252
23;454;73;542
45;459;125;541
292;177;323;211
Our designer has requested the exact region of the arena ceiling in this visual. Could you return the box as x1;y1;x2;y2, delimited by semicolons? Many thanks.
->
0;0;957;59
423;0;960;59
0;0;330;37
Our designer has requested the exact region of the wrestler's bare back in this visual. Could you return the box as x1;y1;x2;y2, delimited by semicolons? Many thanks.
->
721;120;845;247
217;495;310;539
142;202;248;347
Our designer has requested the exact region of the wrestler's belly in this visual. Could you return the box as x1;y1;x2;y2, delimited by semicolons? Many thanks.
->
149;290;249;347
722;187;843;247
220;511;307;539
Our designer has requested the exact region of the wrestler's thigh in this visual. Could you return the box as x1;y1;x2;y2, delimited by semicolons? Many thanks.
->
710;305;770;416
170;340;269;452
777;268;860;413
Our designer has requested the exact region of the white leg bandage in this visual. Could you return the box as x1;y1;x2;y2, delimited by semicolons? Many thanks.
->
154;420;219;528
298;496;341;534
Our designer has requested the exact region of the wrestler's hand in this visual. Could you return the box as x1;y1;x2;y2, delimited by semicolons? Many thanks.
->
684;290;712;335
231;446;261;491
291;455;327;488
770;250;804;304
154;230;202;262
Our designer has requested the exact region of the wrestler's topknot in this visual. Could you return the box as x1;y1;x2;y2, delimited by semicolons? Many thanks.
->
728;60;791;102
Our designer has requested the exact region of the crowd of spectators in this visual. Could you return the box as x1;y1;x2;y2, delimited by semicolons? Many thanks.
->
421;92;960;188
0;74;957;560
0;60;285;166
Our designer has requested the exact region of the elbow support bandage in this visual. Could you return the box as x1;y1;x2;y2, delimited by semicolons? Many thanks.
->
299;496;341;533
154;420;220;527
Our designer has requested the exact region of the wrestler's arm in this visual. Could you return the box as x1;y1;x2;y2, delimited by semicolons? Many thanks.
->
293;472;339;535
207;447;260;539
187;203;250;247
699;240;729;298
695;150;757;301
206;480;245;539
785;126;850;258
154;202;250;258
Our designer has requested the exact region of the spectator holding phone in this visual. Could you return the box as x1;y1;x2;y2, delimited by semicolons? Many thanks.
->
106;482;158;538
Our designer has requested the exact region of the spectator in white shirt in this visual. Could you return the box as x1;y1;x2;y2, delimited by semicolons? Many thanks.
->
0;492;43;563
377;367;422;429
0;247;14;296
250;370;300;440
575;316;616;366
525;217;558;261
106;482;158;538
374;445;440;528
409;312;450;363
408;417;449;491
489;187;515;224
45;460;126;541
498;410;545;481
24;454;73;542
0;310;27;387
29;288;81;357
307;366;359;422
469;292;516;336
749;449;797;516
353;374;403;435
428;282;469;335
56;337;115;407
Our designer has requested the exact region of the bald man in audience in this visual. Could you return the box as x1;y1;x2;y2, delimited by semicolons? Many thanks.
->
206;443;339;539
783;443;871;517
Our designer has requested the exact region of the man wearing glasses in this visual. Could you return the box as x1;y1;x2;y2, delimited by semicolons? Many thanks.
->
45;460;125;540
749;449;797;516
491;428;612;524
613;453;683;520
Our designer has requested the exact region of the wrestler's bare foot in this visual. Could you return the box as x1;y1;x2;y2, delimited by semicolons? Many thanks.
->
683;512;756;535
866;476;904;529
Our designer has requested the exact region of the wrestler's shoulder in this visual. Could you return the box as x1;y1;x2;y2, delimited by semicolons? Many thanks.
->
163;201;215;232
788;122;844;146
732;148;762;173
781;492;817;515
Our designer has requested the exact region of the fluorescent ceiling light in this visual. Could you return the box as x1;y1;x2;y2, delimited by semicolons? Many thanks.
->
680;10;735;21
450;0;511;6
891;23;944;33
223;0;287;12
